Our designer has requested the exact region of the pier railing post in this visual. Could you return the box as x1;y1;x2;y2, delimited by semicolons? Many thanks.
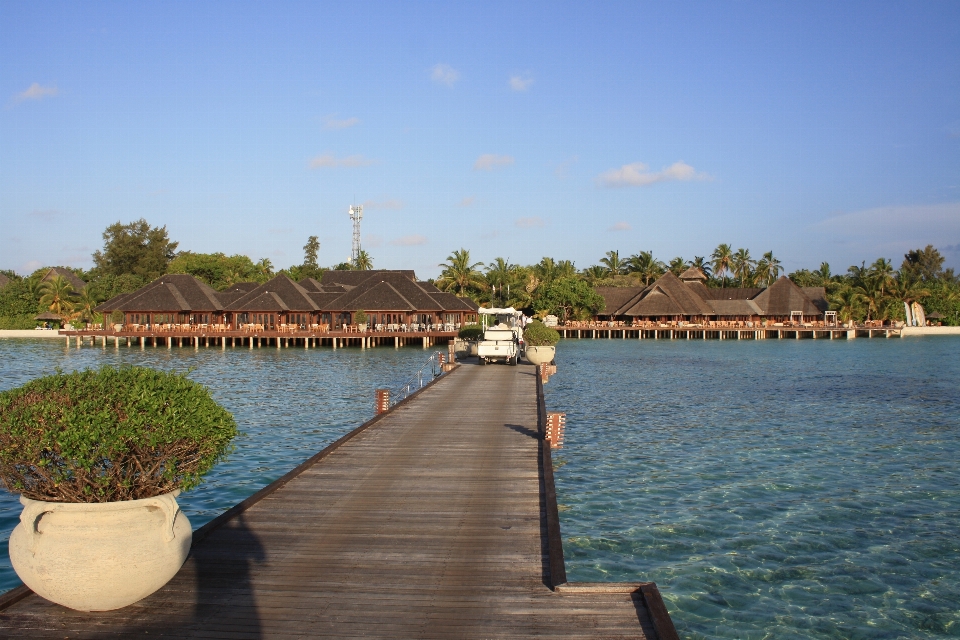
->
375;389;390;415
546;412;566;449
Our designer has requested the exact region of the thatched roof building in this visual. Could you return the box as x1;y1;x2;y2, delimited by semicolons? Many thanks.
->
596;270;828;322
42;268;86;292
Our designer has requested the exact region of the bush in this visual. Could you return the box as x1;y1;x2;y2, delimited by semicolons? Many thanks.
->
0;315;39;330
458;324;483;340
0;366;237;503
523;321;560;346
354;309;367;324
110;310;124;324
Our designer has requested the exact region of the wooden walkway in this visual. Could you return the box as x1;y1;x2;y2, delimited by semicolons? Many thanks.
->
0;362;677;638
559;326;901;340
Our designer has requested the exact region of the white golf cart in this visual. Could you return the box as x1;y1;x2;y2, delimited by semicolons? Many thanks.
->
477;307;523;366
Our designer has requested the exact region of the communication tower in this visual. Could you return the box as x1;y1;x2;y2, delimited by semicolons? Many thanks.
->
349;204;363;266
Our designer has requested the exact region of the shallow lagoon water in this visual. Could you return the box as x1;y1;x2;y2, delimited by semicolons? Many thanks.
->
0;337;958;639
545;338;960;639
0;339;434;593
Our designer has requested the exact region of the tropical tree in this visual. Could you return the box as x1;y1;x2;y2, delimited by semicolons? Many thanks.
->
254;258;274;282
73;287;98;323
814;262;833;288
354;250;374;271
668;256;686;277
688;256;712;278
829;285;865;325
437;249;485;297
38;276;75;321
581;265;608;284
485;258;522;306
599;251;625;276
626;251;664;286
901;245;945;282
869;257;896;298
753;251;782;287
731;248;755;287
532;277;605;323
710;243;734;286
92;219;178;279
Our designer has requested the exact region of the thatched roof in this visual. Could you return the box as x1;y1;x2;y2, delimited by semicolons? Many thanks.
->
752;277;822;316
42;267;86;292
678;267;707;282
708;300;762;316
227;274;320;311
34;311;62;321
107;275;223;312
595;287;646;316
320;269;417;287
621;272;715;317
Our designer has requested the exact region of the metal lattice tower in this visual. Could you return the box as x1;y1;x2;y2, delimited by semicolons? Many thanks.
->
349;204;363;265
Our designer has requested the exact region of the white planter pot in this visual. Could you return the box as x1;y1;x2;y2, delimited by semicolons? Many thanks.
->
9;490;191;611
468;342;479;356
357;323;368;332
525;345;556;366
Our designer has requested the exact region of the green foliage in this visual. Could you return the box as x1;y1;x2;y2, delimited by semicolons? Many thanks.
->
110;310;124;324
86;273;148;304
533;277;605;322
523;320;560;346
0;366;237;502
457;324;483;340
354;309;367;324
168;251;266;289
437;249;485;297
0;315;38;330
0;275;40;318
92;219;179;280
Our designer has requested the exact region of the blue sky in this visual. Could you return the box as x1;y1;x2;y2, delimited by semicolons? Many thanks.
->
2;1;959;279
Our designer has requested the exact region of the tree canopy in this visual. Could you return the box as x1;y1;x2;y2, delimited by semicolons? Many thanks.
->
92;219;178;280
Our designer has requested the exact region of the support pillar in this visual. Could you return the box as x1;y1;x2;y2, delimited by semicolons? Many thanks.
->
395;336;399;349
168;337;172;349
375;389;390;415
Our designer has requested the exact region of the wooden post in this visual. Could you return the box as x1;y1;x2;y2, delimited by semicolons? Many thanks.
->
168;336;172;349
375;389;390;415
395;336;399;349
546;412;565;449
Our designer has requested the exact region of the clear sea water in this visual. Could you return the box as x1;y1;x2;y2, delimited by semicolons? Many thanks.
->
0;337;958;639
545;338;960;639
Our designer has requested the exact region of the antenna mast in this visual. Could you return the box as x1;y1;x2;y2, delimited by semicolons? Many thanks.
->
349;204;363;266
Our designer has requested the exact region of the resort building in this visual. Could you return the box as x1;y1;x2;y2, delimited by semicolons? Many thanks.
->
41;267;87;292
95;270;478;331
595;269;828;325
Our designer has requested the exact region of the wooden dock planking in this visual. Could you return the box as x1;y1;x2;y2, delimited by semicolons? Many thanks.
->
0;362;671;638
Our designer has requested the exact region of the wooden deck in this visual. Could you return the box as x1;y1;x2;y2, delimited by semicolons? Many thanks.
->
0;361;677;638
559;326;902;340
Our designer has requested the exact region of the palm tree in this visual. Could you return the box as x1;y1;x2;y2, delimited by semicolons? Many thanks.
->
754;251;782;287
626;251;664;286
687;256;712;278
869;258;895;298
74;286;98;323
554;259;577;280
731;248;755;287
353;250;373;270
255;258;274;282
38;275;75;322
599;251;625;276
668;256;686;276
581;265;608;283
437;249;485;296
710;244;733;286
829;285;866;325
814;262;833;288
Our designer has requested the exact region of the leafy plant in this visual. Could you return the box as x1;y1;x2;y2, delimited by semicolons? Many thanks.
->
457;324;483;340
354;309;367;324
0;366;237;503
523;321;560;346
110;309;124;324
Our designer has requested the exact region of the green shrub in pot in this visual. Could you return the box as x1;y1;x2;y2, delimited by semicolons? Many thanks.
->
522;321;560;347
0;365;237;611
457;324;483;340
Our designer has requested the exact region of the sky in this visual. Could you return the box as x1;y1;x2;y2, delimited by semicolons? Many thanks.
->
2;1;960;279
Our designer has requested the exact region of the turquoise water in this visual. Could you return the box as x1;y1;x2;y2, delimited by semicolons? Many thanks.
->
545;338;960;639
0;339;435;593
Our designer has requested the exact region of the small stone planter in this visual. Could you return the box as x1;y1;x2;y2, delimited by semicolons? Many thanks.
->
524;345;556;366
9;490;191;611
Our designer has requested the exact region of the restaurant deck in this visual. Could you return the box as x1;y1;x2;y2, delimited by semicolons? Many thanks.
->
557;324;902;340
0;361;677;638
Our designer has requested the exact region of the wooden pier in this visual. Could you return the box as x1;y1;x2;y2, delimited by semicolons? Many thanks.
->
558;325;902;340
59;327;455;350
0;361;677;638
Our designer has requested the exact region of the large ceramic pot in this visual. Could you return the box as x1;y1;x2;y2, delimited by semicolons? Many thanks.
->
525;345;556;366
9;490;191;611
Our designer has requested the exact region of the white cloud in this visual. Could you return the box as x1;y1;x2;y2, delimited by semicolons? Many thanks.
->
597;161;711;188
509;74;533;91
390;234;428;246
458;196;475;207
515;216;545;229
474;154;514;171
431;64;460;87
323;115;360;130
364;234;384;248
608;222;631;232
309;153;376;168
361;199;404;210
14;83;58;103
